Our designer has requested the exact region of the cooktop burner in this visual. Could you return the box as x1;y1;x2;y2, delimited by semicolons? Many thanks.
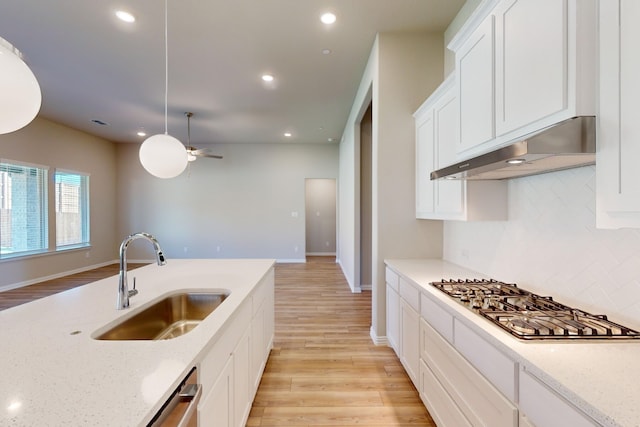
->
431;279;640;340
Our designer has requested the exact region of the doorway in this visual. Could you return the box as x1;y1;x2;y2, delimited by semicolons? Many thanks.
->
359;104;372;289
305;179;337;257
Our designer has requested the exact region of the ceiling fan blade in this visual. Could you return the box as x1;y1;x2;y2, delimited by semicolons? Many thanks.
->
197;153;223;159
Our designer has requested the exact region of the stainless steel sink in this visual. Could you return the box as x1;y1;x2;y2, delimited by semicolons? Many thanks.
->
94;291;229;340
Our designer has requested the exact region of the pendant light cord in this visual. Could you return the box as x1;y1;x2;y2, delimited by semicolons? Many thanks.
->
164;0;169;135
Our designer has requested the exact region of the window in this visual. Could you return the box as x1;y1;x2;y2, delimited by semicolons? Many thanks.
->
55;170;90;248
0;160;48;258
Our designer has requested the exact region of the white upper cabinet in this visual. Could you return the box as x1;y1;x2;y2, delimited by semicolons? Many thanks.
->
450;0;596;157
416;102;436;217
456;14;496;153
597;0;640;229
494;0;567;135
415;75;507;221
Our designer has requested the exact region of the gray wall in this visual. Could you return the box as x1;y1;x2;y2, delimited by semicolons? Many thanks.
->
116;142;338;262
338;32;445;341
0;117;118;289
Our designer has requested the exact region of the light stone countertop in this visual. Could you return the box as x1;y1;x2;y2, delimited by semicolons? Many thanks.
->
0;258;275;427
385;258;640;427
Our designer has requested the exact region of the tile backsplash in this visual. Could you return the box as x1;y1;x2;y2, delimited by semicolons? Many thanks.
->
443;165;640;329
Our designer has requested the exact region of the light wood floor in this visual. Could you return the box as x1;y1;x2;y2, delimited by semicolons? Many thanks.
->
247;256;435;427
0;257;435;426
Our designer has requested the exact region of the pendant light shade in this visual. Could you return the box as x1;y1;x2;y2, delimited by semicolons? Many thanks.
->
0;36;41;134
139;133;188;178
138;0;187;178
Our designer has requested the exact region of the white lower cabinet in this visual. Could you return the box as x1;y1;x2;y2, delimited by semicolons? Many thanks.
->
233;326;252;426
519;368;600;427
386;264;607;427
421;319;517;427
419;359;472;427
200;356;233;426
386;284;400;353
199;270;274;427
400;298;420;387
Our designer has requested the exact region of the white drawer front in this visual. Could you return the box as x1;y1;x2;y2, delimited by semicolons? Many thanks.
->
420;359;472;427
423;320;517;427
385;266;399;291
399;278;420;312
520;369;599;427
454;319;517;401
420;292;453;343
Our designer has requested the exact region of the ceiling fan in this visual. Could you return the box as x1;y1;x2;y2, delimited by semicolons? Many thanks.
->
184;112;223;162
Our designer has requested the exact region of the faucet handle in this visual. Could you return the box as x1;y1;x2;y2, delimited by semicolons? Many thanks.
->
128;277;139;298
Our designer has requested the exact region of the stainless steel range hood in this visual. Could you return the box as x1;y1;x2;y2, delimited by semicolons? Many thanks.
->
430;116;595;180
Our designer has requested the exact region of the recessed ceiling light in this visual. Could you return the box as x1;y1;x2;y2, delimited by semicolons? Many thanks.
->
262;74;274;82
137;131;147;137
322;49;332;55
115;10;136;23
327;138;334;142
284;132;292;137
320;12;336;25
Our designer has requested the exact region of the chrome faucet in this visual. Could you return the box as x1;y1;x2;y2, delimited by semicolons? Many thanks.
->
117;232;167;310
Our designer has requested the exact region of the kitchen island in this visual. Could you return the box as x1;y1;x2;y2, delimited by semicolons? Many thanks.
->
0;258;275;427
386;259;640;427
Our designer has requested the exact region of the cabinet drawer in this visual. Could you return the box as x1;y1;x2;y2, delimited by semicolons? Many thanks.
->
385;267;399;291
519;368;599;427
419;359;472;427
399;278;419;312
454;319;517;400
420;292;453;343
423;320;517;427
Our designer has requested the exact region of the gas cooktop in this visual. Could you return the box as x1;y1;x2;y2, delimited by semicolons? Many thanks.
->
431;279;640;340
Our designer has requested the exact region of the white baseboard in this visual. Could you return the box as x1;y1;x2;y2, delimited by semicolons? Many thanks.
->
305;252;336;256
370;326;388;346
361;283;372;291
0;260;118;293
336;259;362;293
276;258;306;263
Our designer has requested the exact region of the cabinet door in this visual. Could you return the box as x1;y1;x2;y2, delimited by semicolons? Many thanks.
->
386;285;400;354
400;299;420;387
597;0;640;228
415;110;435;218
251;301;266;392
457;15;495;153
495;0;567;136
199;356;233;427
434;87;464;216
234;327;251;427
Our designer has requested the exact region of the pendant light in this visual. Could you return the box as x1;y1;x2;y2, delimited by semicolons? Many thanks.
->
0;36;41;134
139;0;187;179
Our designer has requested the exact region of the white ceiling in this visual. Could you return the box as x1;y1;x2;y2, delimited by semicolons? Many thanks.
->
0;0;464;146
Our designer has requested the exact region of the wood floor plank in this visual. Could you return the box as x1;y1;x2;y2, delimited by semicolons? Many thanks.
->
249;256;435;426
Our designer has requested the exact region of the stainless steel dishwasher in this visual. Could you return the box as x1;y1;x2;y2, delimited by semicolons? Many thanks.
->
148;367;201;427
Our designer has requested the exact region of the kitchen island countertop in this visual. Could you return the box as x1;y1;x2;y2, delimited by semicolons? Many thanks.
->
0;258;275;427
386;258;640;427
